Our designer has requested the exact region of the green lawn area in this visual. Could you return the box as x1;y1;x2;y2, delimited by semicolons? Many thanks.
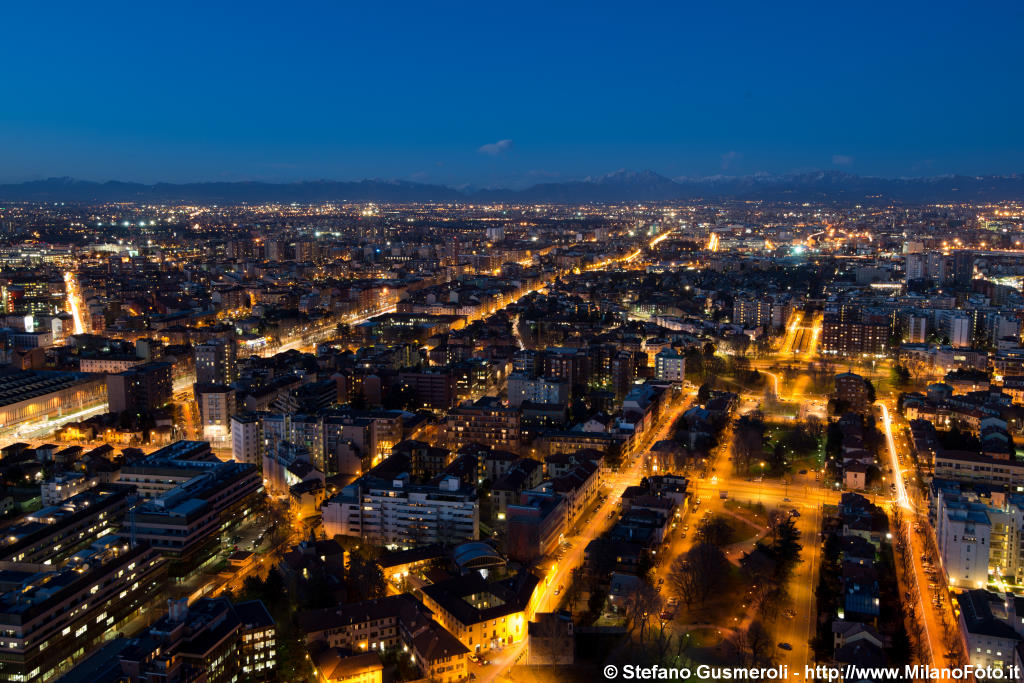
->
740;424;824;479
701;512;761;545
678;627;734;667
723;499;768;525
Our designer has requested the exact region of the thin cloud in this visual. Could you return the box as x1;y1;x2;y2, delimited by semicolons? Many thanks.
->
832;154;854;166
478;139;513;156
721;150;741;170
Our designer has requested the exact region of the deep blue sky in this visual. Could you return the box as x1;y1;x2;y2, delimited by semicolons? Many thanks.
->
2;1;1022;186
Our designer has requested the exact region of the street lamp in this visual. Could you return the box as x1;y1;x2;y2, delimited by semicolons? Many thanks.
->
758;461;766;502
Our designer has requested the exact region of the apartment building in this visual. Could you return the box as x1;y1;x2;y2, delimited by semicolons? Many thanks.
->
0;538;167;683
78;355;144;374
321;474;478;548
40;472;100;505
506;373;569;408
121;441;262;569
933;450;1024;491
230;411;267;467
419;571;541;653
106;361;172;413
955;590;1023;675
821;316;888;357
60;597;276;683
196;383;235;445
444;397;520;453
195;338;238;386
299;594;469;683
654;348;685;383
936;495;992;589
732;298;772;328
0;484;133;566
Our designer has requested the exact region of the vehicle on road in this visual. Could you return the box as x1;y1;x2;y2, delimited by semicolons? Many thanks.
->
790;509;800;517
720;491;728;499
777;642;792;650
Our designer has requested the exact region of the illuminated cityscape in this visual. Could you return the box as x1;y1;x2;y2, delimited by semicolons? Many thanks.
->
0;196;1023;682
2;2;1024;682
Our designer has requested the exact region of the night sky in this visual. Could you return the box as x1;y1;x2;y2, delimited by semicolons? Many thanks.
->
2;1;1022;186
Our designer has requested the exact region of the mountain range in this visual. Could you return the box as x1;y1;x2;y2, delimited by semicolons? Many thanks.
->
1;170;1023;204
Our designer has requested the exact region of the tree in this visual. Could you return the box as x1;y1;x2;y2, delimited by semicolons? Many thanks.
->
696;515;733;547
776;424;819;459
622;582;661;644
263;568;285;601
754;582;789;618
825;420;843;458
724;620;774;667
730;335;751;358
586;587;608;622
668;542;730;607
266;503;290;549
803;415;824;439
889;619;912;666
347;552;385;601
565;567;584;614
765;513;803;579
732;415;766;472
888;321;905;352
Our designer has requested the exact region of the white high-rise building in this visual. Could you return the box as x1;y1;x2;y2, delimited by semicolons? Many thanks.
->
322;473;479;548
936;495;991;589
906;314;928;344
507;373;569;407
231;412;265;467
654;348;686;383
905;253;926;281
949;314;973;348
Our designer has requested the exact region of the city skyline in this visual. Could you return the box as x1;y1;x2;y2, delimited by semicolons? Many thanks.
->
2;196;1024;681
